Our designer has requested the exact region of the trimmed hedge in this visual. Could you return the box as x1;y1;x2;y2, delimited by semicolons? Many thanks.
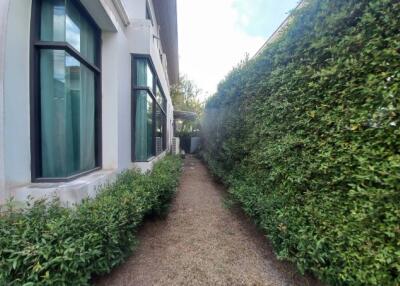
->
0;155;182;285
202;0;400;285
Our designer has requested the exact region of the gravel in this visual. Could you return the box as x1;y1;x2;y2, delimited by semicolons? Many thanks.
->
94;156;323;286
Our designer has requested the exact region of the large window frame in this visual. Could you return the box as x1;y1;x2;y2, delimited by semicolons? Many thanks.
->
131;54;167;162
30;0;102;182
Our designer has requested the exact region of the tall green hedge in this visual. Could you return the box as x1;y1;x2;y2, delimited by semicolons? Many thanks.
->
202;0;400;285
0;156;182;285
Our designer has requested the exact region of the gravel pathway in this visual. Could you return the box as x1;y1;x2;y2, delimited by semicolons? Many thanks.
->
95;156;323;286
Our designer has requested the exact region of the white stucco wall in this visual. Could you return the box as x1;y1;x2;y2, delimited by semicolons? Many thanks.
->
4;0;32;189
0;0;11;205
2;0;175;205
101;31;120;170
116;40;133;171
123;0;147;20
101;27;132;172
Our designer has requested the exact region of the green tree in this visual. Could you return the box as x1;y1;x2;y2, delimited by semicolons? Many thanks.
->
171;76;204;134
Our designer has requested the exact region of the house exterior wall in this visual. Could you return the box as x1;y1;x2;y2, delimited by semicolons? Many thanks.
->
4;0;32;190
0;0;11;205
1;0;178;205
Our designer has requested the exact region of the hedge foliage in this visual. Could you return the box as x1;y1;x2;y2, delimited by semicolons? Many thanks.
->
202;0;400;285
0;155;182;285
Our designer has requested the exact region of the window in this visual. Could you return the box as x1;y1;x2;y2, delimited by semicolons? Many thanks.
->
136;58;153;90
155;105;165;153
134;90;154;161
155;84;165;110
31;0;101;180
132;56;167;161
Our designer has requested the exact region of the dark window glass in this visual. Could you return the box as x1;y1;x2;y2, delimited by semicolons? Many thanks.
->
41;0;66;42
40;49;96;177
155;105;165;155
134;90;154;161
155;84;166;109
33;0;100;179
136;58;154;89
133;57;167;161
41;0;96;64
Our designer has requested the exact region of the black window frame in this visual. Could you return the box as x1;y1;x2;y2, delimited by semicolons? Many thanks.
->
131;54;167;162
30;0;102;182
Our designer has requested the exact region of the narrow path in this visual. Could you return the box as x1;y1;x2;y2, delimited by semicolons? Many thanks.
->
95;156;322;286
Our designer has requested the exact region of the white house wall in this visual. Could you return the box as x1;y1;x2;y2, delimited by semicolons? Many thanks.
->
4;0;32;189
101;31;120;171
2;0;176;205
122;0;152;21
0;0;11;205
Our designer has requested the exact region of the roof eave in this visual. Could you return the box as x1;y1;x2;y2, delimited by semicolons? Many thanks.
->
153;0;180;86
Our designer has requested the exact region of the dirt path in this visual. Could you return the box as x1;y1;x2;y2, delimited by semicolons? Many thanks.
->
95;156;322;286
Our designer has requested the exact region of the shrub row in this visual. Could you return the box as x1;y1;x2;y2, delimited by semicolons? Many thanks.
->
0;155;182;285
202;0;400;285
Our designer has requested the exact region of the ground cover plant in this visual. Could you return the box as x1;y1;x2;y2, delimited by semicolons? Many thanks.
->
202;0;400;285
0;155;182;285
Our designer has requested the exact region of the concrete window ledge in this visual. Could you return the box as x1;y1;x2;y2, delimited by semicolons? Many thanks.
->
132;151;167;173
9;169;118;207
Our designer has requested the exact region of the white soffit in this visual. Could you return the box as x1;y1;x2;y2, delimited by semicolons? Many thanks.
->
112;0;130;26
80;0;118;32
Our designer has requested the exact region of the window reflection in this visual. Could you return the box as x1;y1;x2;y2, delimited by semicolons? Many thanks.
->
40;0;96;64
133;58;167;161
136;59;154;89
135;90;155;161
66;0;81;51
155;106;164;155
40;49;95;177
36;0;99;179
41;0;65;42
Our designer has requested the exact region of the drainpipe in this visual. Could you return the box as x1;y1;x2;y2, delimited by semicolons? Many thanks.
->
0;0;10;205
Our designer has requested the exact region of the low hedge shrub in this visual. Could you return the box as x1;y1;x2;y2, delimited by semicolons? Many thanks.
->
0;155;182;285
202;0;399;285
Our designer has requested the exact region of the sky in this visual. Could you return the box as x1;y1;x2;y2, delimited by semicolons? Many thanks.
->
177;0;299;100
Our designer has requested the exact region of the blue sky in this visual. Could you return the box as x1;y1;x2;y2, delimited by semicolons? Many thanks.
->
233;0;299;37
177;0;300;99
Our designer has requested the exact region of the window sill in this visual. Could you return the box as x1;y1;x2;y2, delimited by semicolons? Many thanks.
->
132;151;167;172
133;149;168;163
33;167;102;183
10;169;118;206
133;156;155;163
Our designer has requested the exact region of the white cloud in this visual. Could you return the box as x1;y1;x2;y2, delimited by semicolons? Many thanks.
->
177;0;266;100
